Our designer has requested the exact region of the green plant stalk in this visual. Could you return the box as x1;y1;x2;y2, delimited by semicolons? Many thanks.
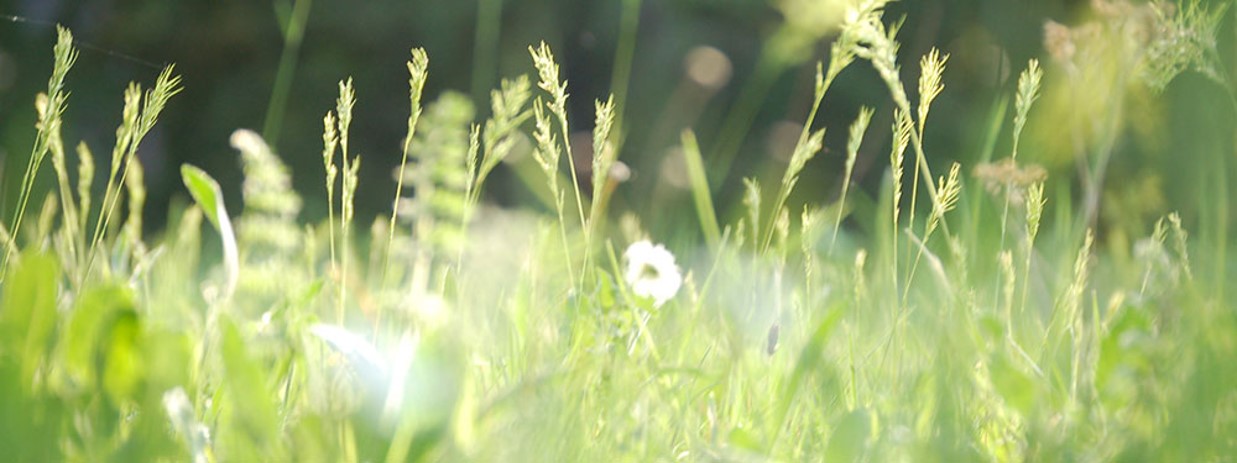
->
385;411;416;463
996;60;1042;260
464;125;480;208
965;95;1009;241
75;142;94;234
334;79;357;323
905;163;959;303
384;50;428;287
123;151;146;244
1001;62;1045;315
531;43;589;277
895;113;947;288
467;76;533;207
910;50;947;240
457;125;482;272
534;45;588;233
470;0;503;106
761;129;822;255
86;67;181;283
887;115;908;308
607;0;643;156
864;51;948;291
907;160;922;270
532;98;577;288
586;97;616;257
341;419;358;463
761;64;837;253
262;0;312;146
340;163;357;324
742;177;762;249
48;113;81;272
862;42;948;246
3;27;76;278
1020;184;1045;317
554;109;588;258
321;112;340;306
469;128;526;206
554;192;577;288
905;92;940;279
1212;156;1228;302
87;85;139;277
831;108;873;255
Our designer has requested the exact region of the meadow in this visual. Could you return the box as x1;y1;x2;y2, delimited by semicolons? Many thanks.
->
1;0;1235;461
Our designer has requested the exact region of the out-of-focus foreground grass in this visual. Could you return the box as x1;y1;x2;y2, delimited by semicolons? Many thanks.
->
1;1;1235;461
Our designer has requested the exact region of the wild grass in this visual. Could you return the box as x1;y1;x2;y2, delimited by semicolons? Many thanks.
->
0;1;1235;461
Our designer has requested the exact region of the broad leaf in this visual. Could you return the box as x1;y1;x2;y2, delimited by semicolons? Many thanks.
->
219;315;279;450
59;284;138;396
0;250;60;393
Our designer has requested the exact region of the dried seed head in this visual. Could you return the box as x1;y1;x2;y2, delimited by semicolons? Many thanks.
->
973;159;1047;206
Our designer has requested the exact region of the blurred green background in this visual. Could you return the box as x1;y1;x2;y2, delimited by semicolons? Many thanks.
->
1;0;1233;241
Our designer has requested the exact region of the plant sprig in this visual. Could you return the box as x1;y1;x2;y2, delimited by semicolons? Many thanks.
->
2;27;78;278
385;49;430;284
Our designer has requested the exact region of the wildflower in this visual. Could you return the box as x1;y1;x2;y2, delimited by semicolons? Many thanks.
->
623;240;682;308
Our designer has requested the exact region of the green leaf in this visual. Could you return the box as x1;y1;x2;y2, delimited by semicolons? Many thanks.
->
771;303;844;442
1096;303;1153;411
141;329;193;393
181;164;224;230
825;408;876;462
978;314;1003;343
101;310;143;405
218;315;279;450
0;250;60;393
727;427;763;452
180;164;238;296
989;352;1035;416
596;270;616;309
60;284;137;393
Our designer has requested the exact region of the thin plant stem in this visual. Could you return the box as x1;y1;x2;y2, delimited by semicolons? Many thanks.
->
383;50;428;287
761;69;837;252
608;0;643;155
262;0;312;146
470;0;503;105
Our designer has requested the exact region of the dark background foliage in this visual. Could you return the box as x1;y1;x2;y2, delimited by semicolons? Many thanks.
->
1;0;1233;240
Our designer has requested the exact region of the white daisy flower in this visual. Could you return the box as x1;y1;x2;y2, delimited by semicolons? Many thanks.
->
623;240;682;308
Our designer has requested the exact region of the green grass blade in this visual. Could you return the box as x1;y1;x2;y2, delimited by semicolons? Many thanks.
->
0;250;60;393
218;315;281;457
680;130;721;248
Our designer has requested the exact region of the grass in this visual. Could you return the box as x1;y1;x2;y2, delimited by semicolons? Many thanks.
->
1;1;1235;461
